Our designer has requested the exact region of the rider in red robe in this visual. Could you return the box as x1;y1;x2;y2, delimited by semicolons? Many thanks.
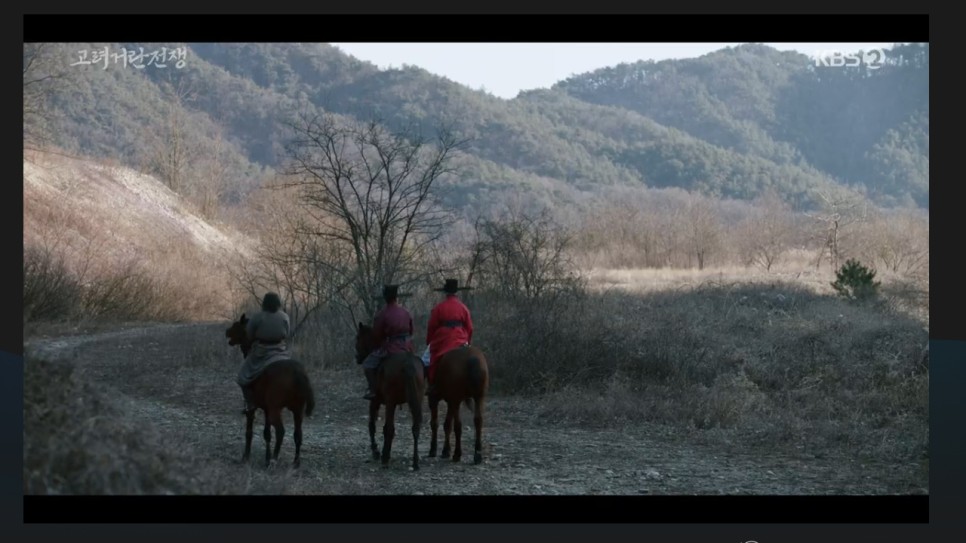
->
425;278;474;396
361;285;415;400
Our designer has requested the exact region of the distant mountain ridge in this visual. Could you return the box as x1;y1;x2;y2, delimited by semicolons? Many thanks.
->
34;42;928;213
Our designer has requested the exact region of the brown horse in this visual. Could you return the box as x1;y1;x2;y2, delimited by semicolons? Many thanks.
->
226;313;315;468
355;323;424;471
428;345;489;464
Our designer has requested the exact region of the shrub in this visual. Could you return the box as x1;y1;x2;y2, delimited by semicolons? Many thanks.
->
831;259;881;302
23;245;83;322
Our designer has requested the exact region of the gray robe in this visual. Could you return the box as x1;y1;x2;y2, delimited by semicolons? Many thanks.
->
236;309;291;386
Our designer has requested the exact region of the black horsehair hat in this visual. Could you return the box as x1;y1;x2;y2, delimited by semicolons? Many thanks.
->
261;292;282;312
434;278;473;294
372;284;413;301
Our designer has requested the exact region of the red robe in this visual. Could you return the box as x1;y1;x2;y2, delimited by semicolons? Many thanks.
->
426;294;473;382
372;302;415;356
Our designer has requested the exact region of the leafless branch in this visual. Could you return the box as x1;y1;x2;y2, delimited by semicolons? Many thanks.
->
275;111;464;325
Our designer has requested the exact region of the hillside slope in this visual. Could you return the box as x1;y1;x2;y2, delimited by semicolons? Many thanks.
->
23;150;255;320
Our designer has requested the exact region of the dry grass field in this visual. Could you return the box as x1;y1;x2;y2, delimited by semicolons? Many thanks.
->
22;154;929;496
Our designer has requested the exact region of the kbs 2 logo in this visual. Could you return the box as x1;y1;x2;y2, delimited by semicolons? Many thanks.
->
812;49;886;69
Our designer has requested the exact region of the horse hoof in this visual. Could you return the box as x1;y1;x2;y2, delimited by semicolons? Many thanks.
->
452;455;461;463
428;451;436;458
474;453;483;465
293;459;301;469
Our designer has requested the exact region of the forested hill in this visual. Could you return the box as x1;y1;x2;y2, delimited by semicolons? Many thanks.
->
552;43;929;208
29;42;928;214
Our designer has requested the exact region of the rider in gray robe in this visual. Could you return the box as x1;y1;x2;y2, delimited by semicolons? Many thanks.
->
237;292;291;414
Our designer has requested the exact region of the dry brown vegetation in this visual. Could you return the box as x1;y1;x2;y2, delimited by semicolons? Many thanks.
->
572;185;928;284
23;148;928;495
23;351;307;495
23;152;254;332
428;195;927;466
23;319;927;495
498;283;927;460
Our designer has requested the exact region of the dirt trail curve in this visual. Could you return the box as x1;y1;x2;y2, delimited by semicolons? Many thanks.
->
24;322;915;495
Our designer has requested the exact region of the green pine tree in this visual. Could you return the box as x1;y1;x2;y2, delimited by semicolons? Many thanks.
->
831;259;881;302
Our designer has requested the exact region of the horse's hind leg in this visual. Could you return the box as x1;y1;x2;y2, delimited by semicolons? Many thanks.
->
428;396;440;458
442;401;455;459
381;401;396;468
263;412;272;467
270;408;285;463
292;407;303;468
368;400;380;461
410;399;421;471
452;400;463;463
243;411;255;462
472;396;484;465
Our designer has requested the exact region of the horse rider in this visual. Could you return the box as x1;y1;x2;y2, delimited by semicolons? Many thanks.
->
237;292;290;415
361;284;416;400
425;278;474;397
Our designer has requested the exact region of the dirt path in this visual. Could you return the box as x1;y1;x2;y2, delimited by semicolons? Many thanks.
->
23;323;923;495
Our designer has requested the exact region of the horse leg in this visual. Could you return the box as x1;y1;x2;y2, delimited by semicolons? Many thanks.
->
263;411;272;467
270;408;285;463
428;395;440;458
243;410;254;462
442;401;454;459
382;401;396;468
453;400;463;463
473;396;484;465
368;400;380;461
292;407;303;469
410;396;421;472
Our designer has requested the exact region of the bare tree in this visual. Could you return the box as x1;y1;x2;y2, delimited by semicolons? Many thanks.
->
589;196;659;269
279;111;467;322
737;189;795;271
470;207;583;304
24;43;73;151
876;209;929;277
806;190;870;270
191;130;230;220
848;208;929;278
149;80;198;194
229;188;355;336
423;214;485;290
684;193;721;270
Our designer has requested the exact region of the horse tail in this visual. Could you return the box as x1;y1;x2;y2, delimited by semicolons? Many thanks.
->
467;353;484;394
294;365;315;417
404;355;421;418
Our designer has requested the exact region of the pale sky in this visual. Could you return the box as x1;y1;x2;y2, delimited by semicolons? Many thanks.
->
329;43;900;99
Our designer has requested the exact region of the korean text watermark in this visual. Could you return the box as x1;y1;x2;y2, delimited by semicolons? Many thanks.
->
70;46;187;70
